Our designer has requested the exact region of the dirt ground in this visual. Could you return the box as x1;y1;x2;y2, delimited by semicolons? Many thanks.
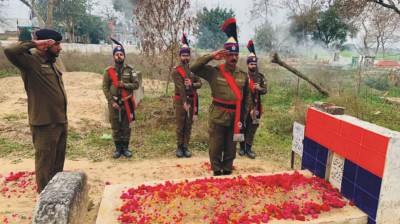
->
0;72;289;223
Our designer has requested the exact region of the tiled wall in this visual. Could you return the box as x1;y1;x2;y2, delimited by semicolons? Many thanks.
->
302;107;392;224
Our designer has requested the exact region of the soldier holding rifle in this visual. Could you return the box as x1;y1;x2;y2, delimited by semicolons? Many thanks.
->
172;33;202;158
102;37;139;159
239;40;268;159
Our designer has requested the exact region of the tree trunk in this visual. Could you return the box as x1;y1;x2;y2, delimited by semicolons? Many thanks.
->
165;49;175;95
46;0;54;28
19;0;45;28
271;52;330;97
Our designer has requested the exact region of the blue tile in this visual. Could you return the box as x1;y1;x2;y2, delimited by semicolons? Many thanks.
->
303;137;318;158
302;152;316;173
315;161;326;179
316;144;328;165
367;217;376;224
354;186;379;220
341;177;355;200
356;167;382;199
343;159;358;183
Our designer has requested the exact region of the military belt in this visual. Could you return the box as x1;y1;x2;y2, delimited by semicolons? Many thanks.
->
113;94;132;102
212;100;236;110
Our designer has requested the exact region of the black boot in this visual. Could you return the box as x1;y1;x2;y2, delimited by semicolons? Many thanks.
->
239;142;246;156
113;141;122;159
213;170;222;176
222;170;232;175
245;143;256;159
176;144;184;158
182;147;191;158
121;142;133;158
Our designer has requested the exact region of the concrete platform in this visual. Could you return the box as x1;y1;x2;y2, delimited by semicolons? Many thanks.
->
96;170;367;224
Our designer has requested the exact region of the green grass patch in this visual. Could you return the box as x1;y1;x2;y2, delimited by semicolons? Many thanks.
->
0;139;33;157
2;113;27;121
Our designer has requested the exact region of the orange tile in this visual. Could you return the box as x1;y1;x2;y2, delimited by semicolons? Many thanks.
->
331;133;346;157
306;108;323;126
340;121;363;143
318;128;332;149
362;130;389;155
325;115;341;133
305;123;319;142
343;138;361;164
358;146;385;178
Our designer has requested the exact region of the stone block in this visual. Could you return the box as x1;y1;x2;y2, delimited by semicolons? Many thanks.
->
33;172;88;224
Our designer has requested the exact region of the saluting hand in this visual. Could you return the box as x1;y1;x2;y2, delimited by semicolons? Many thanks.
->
34;39;55;51
211;49;229;60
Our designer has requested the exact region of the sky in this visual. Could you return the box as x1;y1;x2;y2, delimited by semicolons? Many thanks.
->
1;0;287;44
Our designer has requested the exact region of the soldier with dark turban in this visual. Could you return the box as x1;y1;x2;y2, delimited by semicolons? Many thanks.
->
172;33;202;158
239;40;268;159
102;37;139;159
3;29;67;193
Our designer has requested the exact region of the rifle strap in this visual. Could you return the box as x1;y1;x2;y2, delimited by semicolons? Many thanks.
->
107;67;136;125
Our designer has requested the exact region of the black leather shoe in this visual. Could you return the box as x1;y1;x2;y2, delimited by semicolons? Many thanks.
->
113;141;122;159
122;149;133;158
213;170;222;176
176;144;184;158
222;170;232;175
239;142;245;156
183;147;191;158
121;142;133;158
113;150;122;159
246;150;256;159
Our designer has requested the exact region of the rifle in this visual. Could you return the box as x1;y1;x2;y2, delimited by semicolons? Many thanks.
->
116;68;123;125
252;66;261;124
183;63;192;118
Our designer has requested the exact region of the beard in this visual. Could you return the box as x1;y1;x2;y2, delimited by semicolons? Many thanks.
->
115;57;124;64
181;59;189;64
46;49;59;58
248;67;256;72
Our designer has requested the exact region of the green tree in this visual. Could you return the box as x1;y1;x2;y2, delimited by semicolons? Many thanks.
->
37;0;90;42
77;14;108;44
312;7;350;49
253;21;275;52
194;7;235;49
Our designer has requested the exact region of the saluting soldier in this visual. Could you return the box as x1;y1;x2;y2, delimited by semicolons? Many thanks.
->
3;29;67;193
190;18;251;176
239;40;268;159
102;37;139;159
172;33;202;158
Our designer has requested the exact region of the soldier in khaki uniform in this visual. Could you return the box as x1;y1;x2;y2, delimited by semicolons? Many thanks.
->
102;38;139;159
239;40;268;159
190;18;251;176
3;29;67;193
172;34;202;158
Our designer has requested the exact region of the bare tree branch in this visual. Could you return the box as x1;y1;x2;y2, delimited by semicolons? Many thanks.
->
271;52;330;97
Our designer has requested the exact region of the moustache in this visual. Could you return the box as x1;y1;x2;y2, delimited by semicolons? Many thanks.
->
230;59;238;63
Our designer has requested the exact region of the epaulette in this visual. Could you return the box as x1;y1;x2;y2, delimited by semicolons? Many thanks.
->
125;64;134;70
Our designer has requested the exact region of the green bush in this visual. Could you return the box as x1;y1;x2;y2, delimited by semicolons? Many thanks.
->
365;75;389;91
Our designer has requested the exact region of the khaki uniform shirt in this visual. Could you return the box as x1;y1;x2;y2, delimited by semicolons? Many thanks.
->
190;54;251;126
248;71;267;108
102;64;140;105
172;62;202;107
3;41;67;125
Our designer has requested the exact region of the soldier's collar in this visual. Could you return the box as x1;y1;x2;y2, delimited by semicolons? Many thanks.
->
36;51;50;63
